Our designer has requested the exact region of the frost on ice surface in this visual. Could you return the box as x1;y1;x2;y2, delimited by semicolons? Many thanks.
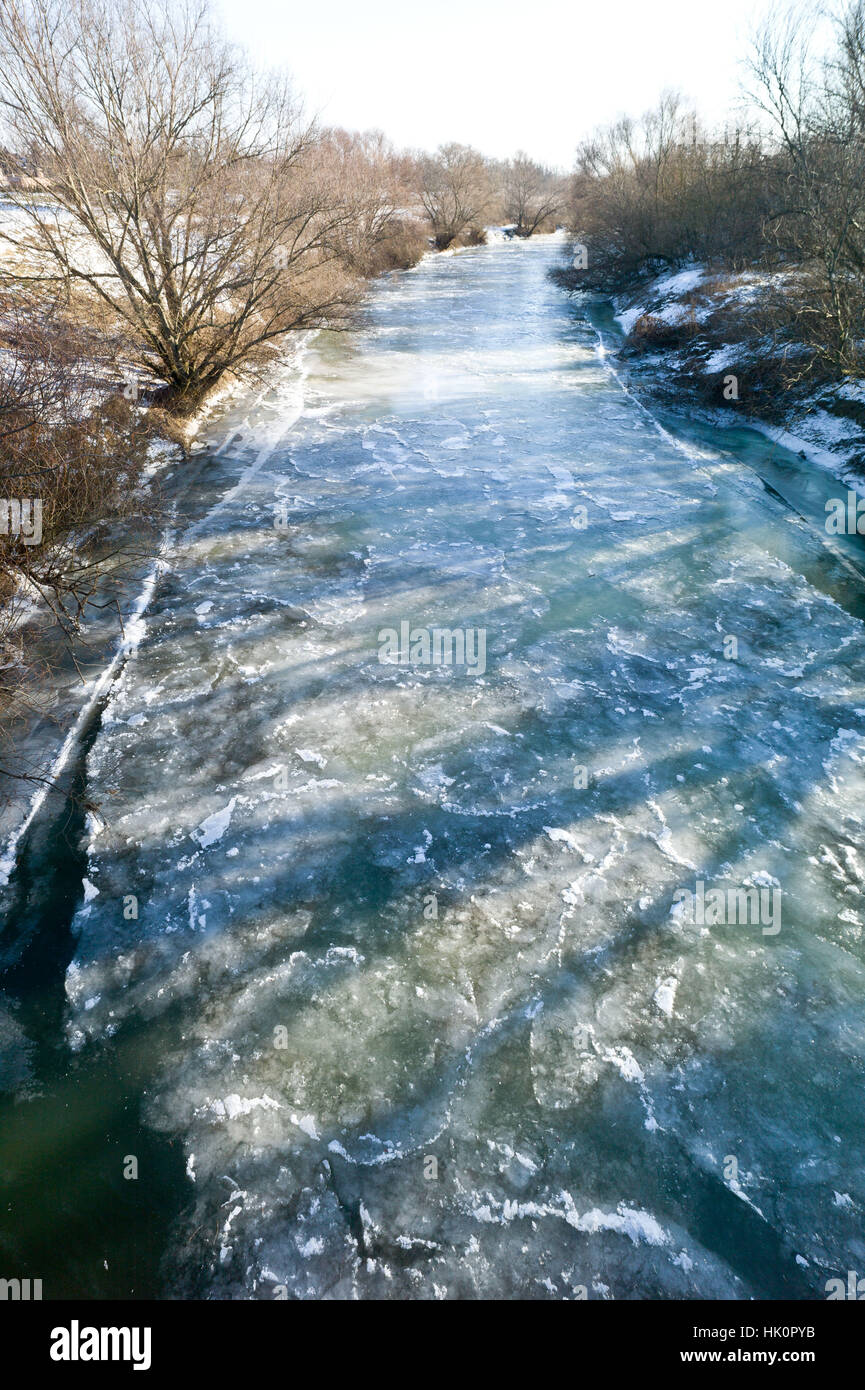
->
653;977;678;1018
543;826;581;851
192;797;237;848
207;1094;282;1121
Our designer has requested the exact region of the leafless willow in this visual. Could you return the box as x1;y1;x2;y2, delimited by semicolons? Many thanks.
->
0;0;386;411
418;143;491;250
502;153;562;237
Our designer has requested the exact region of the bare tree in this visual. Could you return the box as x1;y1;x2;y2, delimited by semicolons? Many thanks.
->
746;2;865;376
418;143;491;250
0;0;366;413
502;152;562;236
567;93;769;287
317;129;428;276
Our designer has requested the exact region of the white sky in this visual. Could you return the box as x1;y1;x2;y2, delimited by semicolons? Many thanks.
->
214;0;786;169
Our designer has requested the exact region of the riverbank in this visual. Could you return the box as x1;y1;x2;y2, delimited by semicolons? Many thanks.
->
0;335;314;885
570;263;865;501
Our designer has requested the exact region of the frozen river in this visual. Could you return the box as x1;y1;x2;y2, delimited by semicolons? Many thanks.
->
2;235;865;1299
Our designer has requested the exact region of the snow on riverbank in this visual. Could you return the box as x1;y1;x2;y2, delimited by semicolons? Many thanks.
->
0;336;314;890
605;265;865;497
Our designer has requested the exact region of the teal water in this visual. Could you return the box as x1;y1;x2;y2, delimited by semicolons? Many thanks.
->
2;236;865;1299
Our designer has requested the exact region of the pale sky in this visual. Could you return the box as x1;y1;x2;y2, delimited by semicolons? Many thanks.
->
215;0;789;169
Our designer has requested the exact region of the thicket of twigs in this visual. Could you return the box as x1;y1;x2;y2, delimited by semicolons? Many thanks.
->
563;2;865;388
0;290;157;774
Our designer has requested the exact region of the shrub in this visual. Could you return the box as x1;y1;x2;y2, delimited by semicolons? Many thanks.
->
0;292;157;642
461;226;488;247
